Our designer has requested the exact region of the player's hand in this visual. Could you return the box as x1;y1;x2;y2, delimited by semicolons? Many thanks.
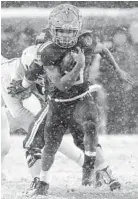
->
7;80;26;95
71;47;85;67
118;69;135;85
7;80;31;99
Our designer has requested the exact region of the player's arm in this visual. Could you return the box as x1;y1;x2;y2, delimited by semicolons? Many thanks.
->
7;59;45;97
94;43;134;85
46;48;85;92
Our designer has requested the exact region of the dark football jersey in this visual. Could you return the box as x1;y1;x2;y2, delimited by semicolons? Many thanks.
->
38;30;98;99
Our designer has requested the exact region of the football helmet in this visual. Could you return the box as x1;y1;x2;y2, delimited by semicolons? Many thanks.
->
48;4;82;48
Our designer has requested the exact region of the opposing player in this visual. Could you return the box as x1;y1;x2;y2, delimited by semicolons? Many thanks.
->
8;4;134;196
1;55;42;178
1;97;10;176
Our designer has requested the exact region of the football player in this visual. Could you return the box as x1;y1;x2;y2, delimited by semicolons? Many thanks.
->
1;55;42;180
8;4;134;196
5;45;116;194
1;51;108;189
1;51;88;171
1;96;10;178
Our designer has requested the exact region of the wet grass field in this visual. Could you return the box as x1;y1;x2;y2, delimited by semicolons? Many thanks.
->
1;134;138;199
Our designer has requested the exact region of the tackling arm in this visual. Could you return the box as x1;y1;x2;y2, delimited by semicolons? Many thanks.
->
7;60;45;97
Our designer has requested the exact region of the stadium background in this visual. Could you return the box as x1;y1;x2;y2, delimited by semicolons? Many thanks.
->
1;1;138;134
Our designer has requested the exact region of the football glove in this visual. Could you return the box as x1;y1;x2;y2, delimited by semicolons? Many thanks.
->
7;80;32;100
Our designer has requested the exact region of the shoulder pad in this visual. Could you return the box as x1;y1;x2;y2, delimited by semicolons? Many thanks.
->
37;41;66;67
78;29;94;49
21;45;38;70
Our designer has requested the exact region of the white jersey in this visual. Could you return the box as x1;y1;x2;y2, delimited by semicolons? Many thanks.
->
1;56;23;81
1;44;41;82
21;44;41;71
1;45;42;132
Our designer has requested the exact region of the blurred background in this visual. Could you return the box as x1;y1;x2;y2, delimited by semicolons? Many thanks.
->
1;1;138;134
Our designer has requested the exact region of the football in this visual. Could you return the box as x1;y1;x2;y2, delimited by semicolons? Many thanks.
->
60;51;76;73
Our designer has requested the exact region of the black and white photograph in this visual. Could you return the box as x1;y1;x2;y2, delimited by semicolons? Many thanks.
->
1;1;138;199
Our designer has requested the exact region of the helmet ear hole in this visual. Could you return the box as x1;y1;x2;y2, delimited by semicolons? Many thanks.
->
48;4;82;48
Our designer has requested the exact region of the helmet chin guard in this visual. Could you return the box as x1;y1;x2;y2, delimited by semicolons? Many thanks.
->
48;4;82;48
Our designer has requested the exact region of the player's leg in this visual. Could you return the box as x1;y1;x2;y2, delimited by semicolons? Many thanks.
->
1;74;43;182
23;124;85;196
36;101;71;196
69;120;112;183
1;106;10;166
95;145;121;190
74;95;121;189
1;77;35;132
1;57;10;152
59;135;84;167
1;106;10;180
24;101;64;196
23;104;48;195
73;95;99;186
95;89;121;190
23;117;46;195
23;102;84;196
24;102;84;173
23;99;107;180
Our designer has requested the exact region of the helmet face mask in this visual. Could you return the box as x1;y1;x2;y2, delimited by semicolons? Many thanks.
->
53;28;79;48
49;4;82;48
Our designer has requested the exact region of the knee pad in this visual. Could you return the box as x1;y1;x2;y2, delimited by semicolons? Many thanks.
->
26;148;42;168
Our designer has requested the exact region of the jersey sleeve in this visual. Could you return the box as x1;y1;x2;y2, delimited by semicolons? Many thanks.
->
77;30;98;56
38;42;65;67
